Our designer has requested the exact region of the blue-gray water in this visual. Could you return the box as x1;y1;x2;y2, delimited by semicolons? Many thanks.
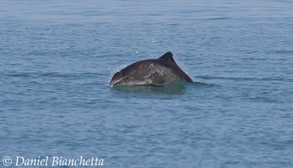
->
0;0;293;168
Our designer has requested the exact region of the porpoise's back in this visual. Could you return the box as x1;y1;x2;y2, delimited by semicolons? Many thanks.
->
109;52;193;86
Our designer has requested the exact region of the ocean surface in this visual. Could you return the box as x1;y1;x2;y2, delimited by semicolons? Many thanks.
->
0;0;293;167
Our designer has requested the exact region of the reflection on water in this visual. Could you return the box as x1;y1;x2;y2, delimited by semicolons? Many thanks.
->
110;83;188;94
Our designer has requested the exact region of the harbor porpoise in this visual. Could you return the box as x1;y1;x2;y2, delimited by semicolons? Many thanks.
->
109;52;193;87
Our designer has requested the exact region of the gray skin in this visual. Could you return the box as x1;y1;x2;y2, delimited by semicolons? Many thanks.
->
109;52;193;87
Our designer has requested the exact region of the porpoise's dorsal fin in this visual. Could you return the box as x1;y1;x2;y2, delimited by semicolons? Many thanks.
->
159;52;176;64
